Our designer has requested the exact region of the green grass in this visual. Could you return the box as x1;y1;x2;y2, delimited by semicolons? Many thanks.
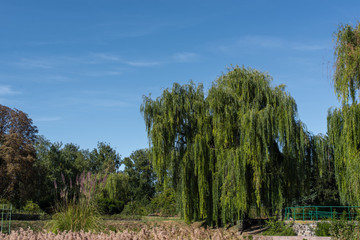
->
10;220;47;232
142;216;182;222
262;218;296;236
46;202;104;233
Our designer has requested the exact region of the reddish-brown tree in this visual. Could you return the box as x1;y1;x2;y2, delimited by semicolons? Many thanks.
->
0;105;38;206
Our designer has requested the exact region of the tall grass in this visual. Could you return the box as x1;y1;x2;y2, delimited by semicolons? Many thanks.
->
0;225;246;240
47;172;106;233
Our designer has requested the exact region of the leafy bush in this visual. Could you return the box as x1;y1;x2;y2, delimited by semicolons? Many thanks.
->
23;201;41;214
121;201;148;216
262;217;296;236
0;199;10;204
149;188;177;216
315;221;331;236
98;197;124;215
314;212;360;239
328;213;360;240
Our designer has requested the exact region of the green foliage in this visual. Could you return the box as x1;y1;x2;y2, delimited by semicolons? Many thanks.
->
89;142;121;174
101;172;130;204
121;201;148;217
328;105;360;206
48;202;103;233
292;134;339;207
141;66;313;225
33;137;122;212
0;199;10;204
23;201;41;214
262;217;296;236
47;172;105;233
97;197;124;215
327;213;360;240
149;188;177;216
123;149;156;203
334;23;360;105
208;67;311;224
315;221;331;236
328;22;360;206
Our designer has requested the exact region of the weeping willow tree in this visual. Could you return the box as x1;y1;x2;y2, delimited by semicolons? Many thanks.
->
141;67;312;225
207;67;312;224
141;82;210;223
328;23;360;205
307;134;339;206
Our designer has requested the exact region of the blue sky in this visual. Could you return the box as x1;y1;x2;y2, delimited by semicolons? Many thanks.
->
1;0;359;157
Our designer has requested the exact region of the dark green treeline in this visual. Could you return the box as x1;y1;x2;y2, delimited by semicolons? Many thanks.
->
141;66;336;225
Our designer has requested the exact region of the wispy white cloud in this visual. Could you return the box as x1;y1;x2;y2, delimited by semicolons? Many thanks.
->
84;70;123;77
62;95;133;108
216;35;331;53
94;21;167;39
111;26;160;38
292;44;329;51
123;60;161;67
93;99;131;107
10;51;200;74
171;52;198;62
27;40;77;46
0;85;21;95
92;53;162;67
16;58;55;69
91;53;120;61
46;75;73;82
34;116;62;122
242;36;285;48
89;52;200;66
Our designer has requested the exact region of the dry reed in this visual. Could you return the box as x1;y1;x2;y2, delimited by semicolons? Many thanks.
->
0;225;250;240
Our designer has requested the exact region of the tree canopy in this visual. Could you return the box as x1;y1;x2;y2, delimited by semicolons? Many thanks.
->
142;66;313;225
0;104;38;206
334;23;360;105
122;149;156;202
328;23;360;206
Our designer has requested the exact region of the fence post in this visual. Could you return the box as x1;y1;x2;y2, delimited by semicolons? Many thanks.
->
8;204;12;233
303;206;305;221
330;207;333;219
1;204;4;233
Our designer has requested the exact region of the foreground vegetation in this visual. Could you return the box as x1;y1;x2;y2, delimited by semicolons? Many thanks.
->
0;227;245;240
1;21;360;238
5;217;247;240
9;216;360;239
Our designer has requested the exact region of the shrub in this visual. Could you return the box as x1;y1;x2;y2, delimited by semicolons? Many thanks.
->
23;201;41;214
0;199;10;204
98;197;124;215
149;188;177;216
46;172;106;233
315;221;331;236
121;201;148;216
328;213;360;240
48;202;103;233
262;217;296;236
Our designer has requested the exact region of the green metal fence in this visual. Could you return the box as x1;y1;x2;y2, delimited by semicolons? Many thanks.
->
0;204;12;234
285;206;360;221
